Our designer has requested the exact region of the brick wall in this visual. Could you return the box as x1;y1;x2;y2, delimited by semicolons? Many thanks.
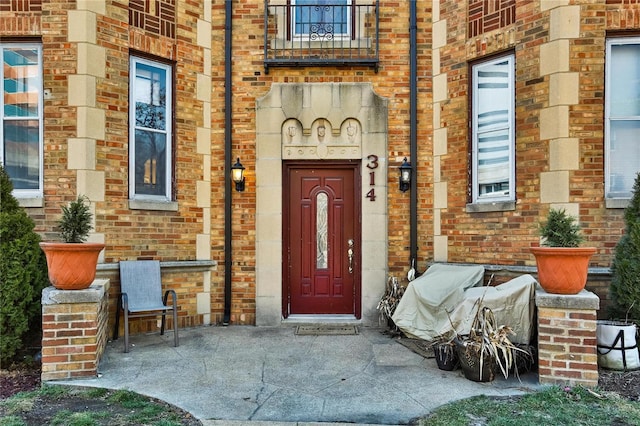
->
536;289;600;388
211;1;434;319
41;280;110;381
435;1;633;270
2;1;638;327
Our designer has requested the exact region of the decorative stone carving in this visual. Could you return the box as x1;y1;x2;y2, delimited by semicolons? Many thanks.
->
282;118;362;160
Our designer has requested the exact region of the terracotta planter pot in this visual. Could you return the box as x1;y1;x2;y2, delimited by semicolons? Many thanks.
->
40;242;105;290
530;247;596;295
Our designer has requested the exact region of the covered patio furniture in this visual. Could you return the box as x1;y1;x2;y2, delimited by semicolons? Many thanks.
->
114;260;179;352
392;264;536;344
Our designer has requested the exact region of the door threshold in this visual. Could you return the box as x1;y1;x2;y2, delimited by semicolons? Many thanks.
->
283;314;360;325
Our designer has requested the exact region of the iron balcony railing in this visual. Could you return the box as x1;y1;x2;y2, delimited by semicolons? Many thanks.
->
264;1;379;73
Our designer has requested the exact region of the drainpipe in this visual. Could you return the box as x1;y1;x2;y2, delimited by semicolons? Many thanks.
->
223;0;233;325
409;0;419;273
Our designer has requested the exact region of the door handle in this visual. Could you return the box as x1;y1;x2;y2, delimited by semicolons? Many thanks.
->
347;239;354;274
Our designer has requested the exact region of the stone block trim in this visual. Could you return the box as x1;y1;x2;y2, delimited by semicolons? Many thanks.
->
536;288;600;388
41;279;110;381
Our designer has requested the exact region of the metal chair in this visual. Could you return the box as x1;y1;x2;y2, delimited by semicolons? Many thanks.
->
114;260;179;352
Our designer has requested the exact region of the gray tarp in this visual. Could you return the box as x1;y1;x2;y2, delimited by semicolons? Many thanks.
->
391;264;536;344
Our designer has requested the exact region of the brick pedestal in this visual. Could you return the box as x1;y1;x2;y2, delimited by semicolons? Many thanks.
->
536;288;600;388
41;279;110;381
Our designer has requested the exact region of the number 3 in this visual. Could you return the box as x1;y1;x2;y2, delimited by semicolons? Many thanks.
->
366;154;378;170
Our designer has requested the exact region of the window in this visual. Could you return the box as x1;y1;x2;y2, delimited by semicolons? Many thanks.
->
129;56;173;201
292;0;351;40
605;37;640;200
1;43;43;198
471;54;515;204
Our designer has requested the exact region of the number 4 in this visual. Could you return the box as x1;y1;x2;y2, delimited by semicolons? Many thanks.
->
366;188;376;201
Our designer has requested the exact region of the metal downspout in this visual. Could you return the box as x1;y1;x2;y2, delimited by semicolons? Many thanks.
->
409;0;419;272
223;0;233;325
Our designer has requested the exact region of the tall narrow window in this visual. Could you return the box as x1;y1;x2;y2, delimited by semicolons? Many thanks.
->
605;38;640;200
471;54;515;203
129;56;173;200
316;192;328;269
0;43;43;197
292;0;351;39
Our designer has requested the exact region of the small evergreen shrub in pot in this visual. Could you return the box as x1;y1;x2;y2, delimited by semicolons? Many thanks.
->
39;195;105;290
530;208;596;294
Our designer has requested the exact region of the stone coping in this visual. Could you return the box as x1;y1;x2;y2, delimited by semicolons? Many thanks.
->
97;259;216;272
535;286;600;310
427;261;611;277
42;279;108;305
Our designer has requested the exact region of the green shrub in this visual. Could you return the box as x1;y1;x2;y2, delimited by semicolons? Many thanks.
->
609;172;640;322
0;165;49;364
59;195;93;243
539;208;584;248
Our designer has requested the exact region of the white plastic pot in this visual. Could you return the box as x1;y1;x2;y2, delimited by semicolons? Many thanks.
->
596;320;640;371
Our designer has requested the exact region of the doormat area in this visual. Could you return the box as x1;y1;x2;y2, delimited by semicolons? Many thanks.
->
295;325;359;336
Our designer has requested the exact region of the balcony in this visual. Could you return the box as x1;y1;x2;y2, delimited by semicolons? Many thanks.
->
264;1;379;73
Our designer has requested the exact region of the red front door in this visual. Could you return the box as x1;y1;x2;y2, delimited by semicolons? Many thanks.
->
283;163;360;317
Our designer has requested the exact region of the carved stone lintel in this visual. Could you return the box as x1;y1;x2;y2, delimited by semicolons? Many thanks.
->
282;117;363;160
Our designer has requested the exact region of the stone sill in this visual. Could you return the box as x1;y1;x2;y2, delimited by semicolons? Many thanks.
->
466;200;516;213
535;287;600;310
97;259;217;273
42;279;109;305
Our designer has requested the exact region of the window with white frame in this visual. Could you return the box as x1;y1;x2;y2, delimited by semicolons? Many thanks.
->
292;0;351;40
1;43;43;197
471;54;515;203
605;37;640;200
129;56;172;200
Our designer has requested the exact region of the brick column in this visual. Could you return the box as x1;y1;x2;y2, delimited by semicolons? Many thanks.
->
41;279;110;381
536;288;600;388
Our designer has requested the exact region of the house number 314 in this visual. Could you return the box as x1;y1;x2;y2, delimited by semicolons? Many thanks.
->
366;154;378;202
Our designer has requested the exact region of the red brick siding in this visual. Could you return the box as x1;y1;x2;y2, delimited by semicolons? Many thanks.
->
437;1;631;269
41;282;110;381
537;307;598;387
221;0;433;315
3;1;638;327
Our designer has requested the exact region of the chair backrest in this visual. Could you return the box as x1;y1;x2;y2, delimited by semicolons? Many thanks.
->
119;260;164;311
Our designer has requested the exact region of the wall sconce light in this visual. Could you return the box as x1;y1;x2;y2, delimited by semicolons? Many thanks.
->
231;157;245;192
399;157;412;193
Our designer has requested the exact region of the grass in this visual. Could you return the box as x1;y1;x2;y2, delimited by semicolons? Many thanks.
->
2;383;639;426
0;385;195;426
422;385;640;426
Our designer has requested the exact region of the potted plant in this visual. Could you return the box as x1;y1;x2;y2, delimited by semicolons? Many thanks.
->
530;208;596;294
39;195;105;290
431;332;459;371
454;306;527;382
376;275;405;332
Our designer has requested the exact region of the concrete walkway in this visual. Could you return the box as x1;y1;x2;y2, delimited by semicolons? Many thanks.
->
56;325;541;425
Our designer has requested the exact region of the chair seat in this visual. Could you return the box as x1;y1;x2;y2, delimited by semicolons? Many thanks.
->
128;303;173;313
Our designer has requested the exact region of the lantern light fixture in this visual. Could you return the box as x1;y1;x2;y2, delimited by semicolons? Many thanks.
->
399;157;411;192
231;157;245;192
